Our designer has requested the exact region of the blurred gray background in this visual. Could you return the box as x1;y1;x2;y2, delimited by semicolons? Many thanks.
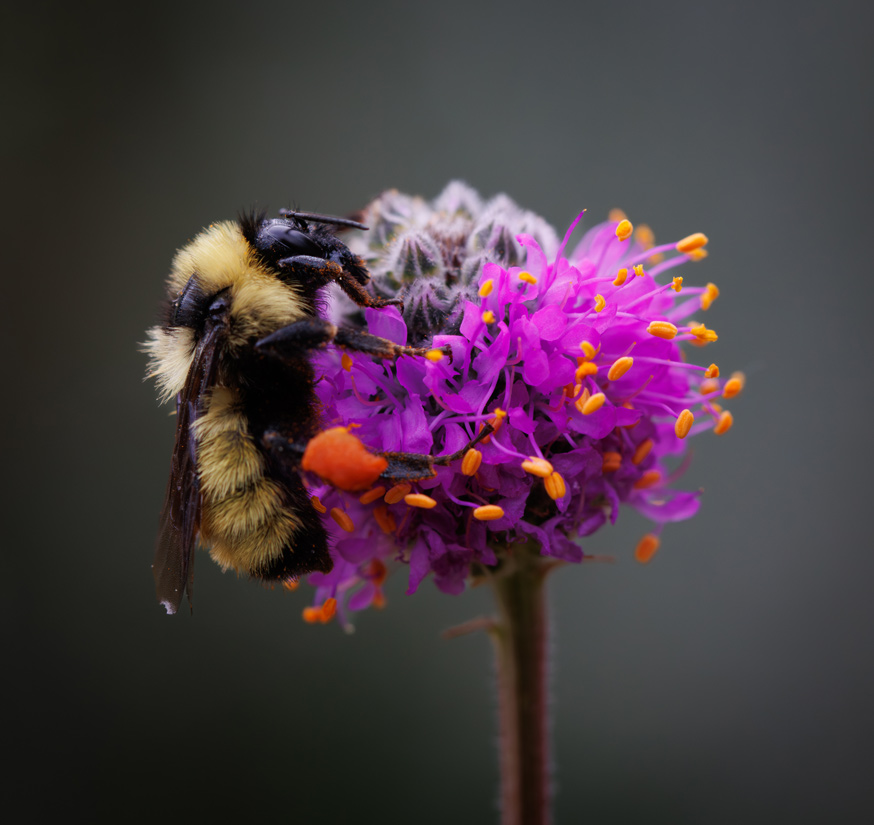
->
4;0;873;822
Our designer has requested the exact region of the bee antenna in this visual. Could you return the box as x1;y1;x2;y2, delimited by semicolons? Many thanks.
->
278;209;368;232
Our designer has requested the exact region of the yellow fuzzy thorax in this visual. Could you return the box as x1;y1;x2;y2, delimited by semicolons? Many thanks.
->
144;221;307;404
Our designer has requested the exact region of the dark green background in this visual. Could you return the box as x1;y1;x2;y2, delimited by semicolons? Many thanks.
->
5;1;873;822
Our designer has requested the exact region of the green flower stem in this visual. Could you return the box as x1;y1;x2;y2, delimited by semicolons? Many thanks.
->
490;543;551;825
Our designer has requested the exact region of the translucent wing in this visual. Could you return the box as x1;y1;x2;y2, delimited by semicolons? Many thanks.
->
153;326;222;614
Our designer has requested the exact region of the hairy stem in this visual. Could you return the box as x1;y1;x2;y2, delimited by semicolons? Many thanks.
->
490;544;551;825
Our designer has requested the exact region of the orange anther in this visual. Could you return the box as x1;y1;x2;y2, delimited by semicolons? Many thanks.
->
687;248;709;261
372;505;397;534
631;438;654;465
384;483;412;505
608;356;634;381
425;349;444;362
544;471;567;500
647;320;678;339
478;279;494;297
580;341;598;360
714;410;733;435
482;310;496;324
462;448;483;476
311;495;327;514
634;470;662;489
634;534;660;564
473;505;505;521
359;486;386;505
635;224;655;248
365;558;388;585
573;388;591;414
575;361;598;381
341;352;353;371
594;294;606;312
700;282;720;311
675;409;694;439
405;493;438;509
521;457;554;478
671;276;683;292
613;268;629;286
722;372;745;398
602;452;622;473
330;507;355;533
581;392;606;415
303;597;338;624
519;271;537;285
700;378;719;394
675;232;709;253
608;208;627;223
704;363;719;379
633;264;645;277
615;219;633;241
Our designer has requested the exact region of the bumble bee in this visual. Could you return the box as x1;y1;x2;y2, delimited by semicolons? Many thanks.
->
146;209;468;615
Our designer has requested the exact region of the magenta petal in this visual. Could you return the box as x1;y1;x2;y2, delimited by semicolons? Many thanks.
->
365;306;408;345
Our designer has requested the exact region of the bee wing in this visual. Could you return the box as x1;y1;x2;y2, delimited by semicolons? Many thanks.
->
153;327;223;614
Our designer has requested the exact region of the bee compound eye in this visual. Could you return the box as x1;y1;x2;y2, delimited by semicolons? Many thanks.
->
257;221;323;258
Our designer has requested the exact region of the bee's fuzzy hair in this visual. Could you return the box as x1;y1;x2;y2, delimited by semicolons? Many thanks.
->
144;220;308;403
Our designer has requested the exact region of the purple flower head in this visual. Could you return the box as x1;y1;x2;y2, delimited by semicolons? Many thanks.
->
301;185;742;626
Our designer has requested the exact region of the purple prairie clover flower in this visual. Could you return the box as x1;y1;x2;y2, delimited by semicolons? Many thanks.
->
300;184;742;625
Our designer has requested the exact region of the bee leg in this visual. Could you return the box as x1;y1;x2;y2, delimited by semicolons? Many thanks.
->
277;255;401;309
379;422;496;482
256;318;451;362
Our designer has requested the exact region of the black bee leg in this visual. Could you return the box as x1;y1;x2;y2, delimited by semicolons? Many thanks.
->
334;269;403;309
277;255;401;309
256;318;451;362
374;420;496;481
333;327;450;361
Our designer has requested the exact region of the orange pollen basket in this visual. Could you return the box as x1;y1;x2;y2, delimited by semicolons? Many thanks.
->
302;427;388;491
